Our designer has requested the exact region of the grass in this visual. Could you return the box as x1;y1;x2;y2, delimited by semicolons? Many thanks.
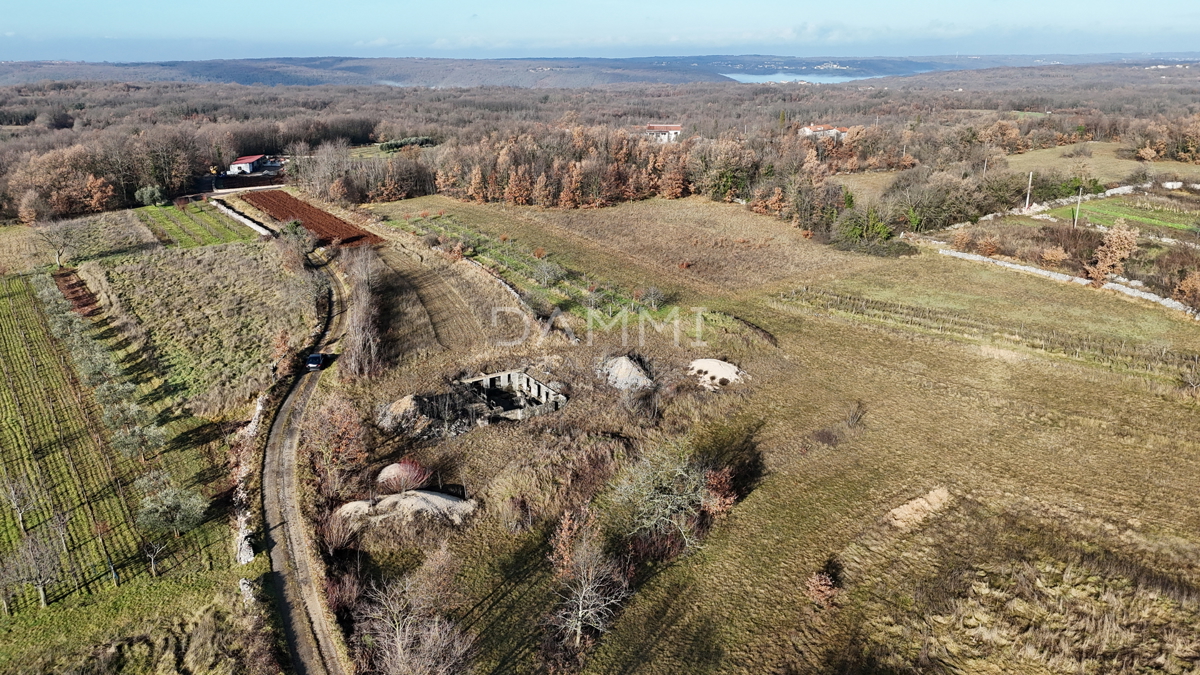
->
0;273;244;671
100;242;319;415
1047;194;1200;237
133;204;257;249
1007;141;1200;185
829;171;900;203
350;192;1200;674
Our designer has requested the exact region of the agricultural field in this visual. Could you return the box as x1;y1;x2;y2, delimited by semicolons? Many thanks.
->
97;242;321;415
1007;141;1200;185
132;202;260;249
1047;192;1200;239
242;190;381;246
330;192;1200;674
0;273;254;672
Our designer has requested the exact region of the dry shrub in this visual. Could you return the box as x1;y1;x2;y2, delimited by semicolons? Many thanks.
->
379;459;432;493
805;572;839;608
317;512;362;556
951;229;974;252
499;233;510;242
1040;245;1070;267
533;246;547;259
702;467;736;517
812;427;842;447
678;261;692;270
326;570;363;618
800;229;814;239
1087;219;1139;286
976;233;1001;257
1174;270;1200;309
419;210;430;218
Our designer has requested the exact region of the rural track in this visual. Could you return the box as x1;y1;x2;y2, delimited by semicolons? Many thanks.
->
375;245;482;352
262;255;349;675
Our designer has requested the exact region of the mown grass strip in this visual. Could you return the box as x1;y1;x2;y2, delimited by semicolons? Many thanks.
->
161;207;220;247
133;210;175;247
189;204;250;242
141;207;199;248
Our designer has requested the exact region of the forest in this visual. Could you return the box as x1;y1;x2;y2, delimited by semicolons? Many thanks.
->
3;64;1200;239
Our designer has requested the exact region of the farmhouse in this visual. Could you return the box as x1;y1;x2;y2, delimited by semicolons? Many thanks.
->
800;124;849;142
228;154;267;174
644;123;682;143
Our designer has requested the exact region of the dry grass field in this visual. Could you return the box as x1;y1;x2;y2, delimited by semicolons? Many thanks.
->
343;192;1200;674
1007;141;1200;185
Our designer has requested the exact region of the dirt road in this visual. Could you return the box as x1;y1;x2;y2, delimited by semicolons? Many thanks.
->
262;257;349;675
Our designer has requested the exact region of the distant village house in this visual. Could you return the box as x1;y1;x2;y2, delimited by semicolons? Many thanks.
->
644;123;682;143
229;154;267;174
799;124;849;142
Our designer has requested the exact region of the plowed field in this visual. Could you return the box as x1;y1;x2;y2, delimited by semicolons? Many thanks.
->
241;190;381;246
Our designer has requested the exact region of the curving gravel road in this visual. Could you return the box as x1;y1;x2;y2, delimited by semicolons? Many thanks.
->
262;255;349;675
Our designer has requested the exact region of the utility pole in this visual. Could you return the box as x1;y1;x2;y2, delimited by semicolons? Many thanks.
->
1025;171;1034;210
1073;186;1083;228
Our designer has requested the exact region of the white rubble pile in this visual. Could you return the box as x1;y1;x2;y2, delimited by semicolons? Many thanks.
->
336;490;477;526
599;356;654;391
688;359;747;391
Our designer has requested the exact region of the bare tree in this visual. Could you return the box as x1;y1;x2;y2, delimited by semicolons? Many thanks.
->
548;511;629;651
142;539;169;577
341;247;383;379
3;473;39;534
354;545;473;674
0;553;17;616
611;446;708;550
33;221;80;269
48;509;73;554
17;533;61;608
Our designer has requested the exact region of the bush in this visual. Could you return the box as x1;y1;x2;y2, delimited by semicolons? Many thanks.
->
380;136;436;152
135;185;167;207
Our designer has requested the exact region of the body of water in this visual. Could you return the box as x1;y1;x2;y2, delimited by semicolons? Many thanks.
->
720;72;886;84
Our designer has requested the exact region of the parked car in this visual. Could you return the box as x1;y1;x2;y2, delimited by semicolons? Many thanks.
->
306;353;329;371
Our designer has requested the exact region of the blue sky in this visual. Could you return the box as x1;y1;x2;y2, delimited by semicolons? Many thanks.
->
2;1;1200;62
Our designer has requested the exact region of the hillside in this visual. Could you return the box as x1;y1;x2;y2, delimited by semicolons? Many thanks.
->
2;53;1199;87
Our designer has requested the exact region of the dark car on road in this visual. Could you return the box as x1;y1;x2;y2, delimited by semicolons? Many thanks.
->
306;353;329;371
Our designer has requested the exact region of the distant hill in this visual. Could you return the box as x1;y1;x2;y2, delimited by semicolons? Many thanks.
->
2;53;1199;87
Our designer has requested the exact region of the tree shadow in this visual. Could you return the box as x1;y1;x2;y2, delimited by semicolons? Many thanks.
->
594;578;725;675
458;533;555;675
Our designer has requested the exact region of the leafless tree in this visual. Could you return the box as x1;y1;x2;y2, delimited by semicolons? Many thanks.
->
17;533;61;608
3;473;39;534
549;515;629;650
0;553;17;616
142;539;169;577
611;446;708;550
341;247;383;379
354;545;473;674
48;509;73;554
33;221;81;268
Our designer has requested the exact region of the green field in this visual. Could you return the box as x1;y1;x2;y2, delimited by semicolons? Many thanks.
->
0;274;244;671
347;195;1200;674
1048;195;1200;236
134;203;258;249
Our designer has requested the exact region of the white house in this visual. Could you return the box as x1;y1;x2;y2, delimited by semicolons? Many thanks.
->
800;124;849;142
644;124;682;143
228;154;267;175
